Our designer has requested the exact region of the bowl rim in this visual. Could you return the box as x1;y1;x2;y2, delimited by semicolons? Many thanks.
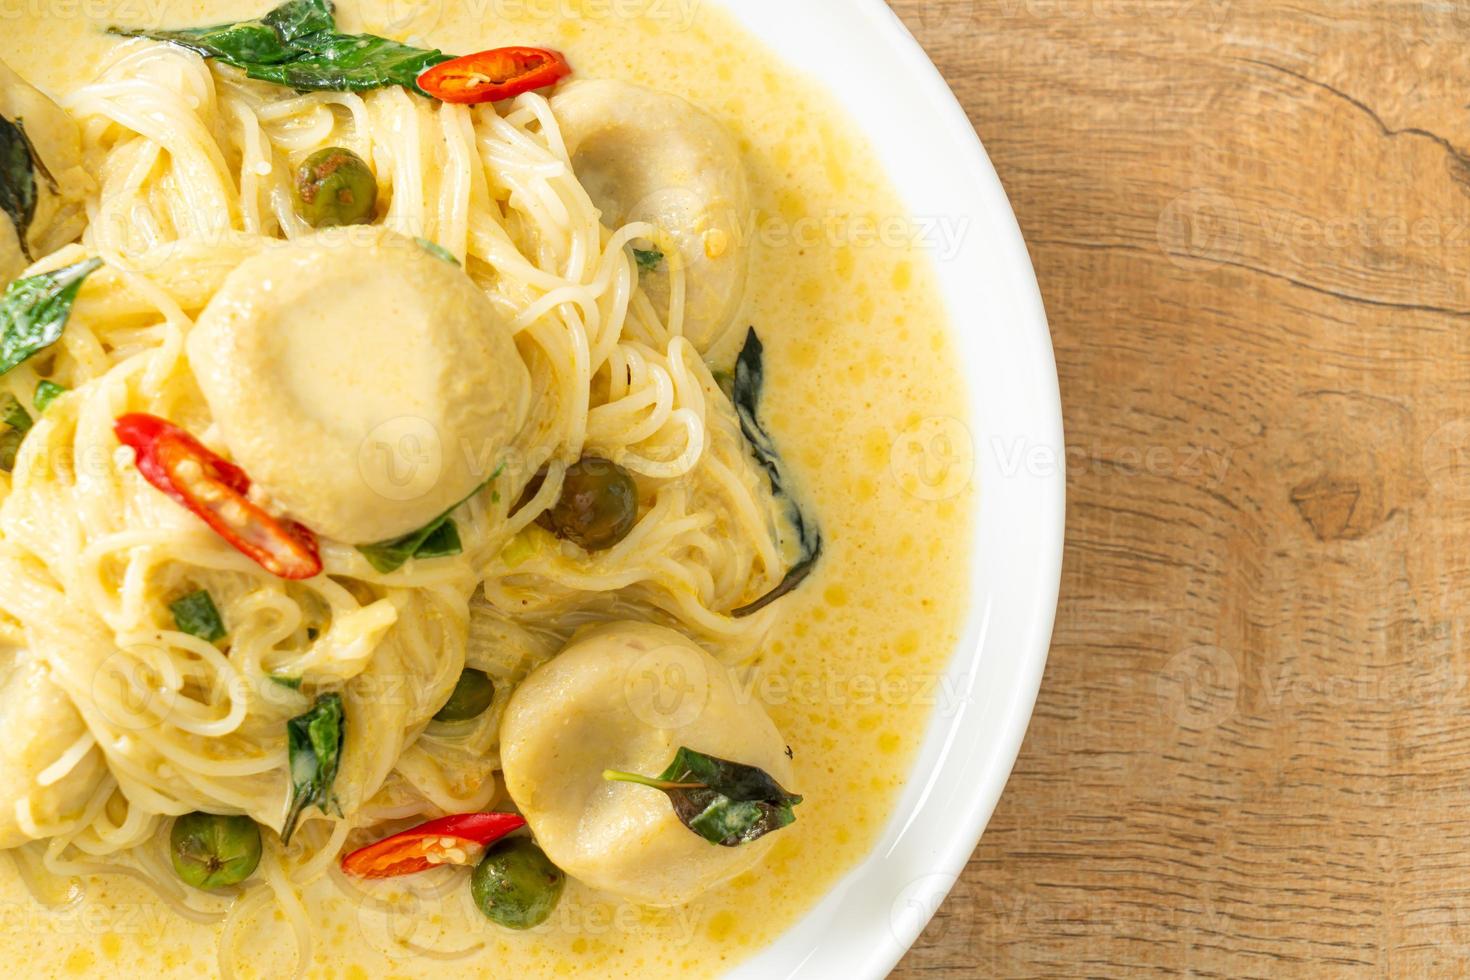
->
715;1;1065;976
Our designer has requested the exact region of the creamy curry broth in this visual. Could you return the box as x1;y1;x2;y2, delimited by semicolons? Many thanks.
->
0;1;974;975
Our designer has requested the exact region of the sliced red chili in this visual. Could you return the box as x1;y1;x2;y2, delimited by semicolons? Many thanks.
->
340;812;527;879
417;47;571;105
114;413;322;580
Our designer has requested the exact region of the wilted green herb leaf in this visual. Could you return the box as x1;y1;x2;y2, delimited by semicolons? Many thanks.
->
33;379;65;412
413;519;463;558
358;516;464;573
0;116;47;262
0;392;31;434
357;463;502;573
261;0;335;40
170;590;227;642
269;673;303;690
245;34;451;92
632;247;663;272
604;746;802;846
415;237;460;266
0;391;31;472
283;692;343;842
710;368;734;399
0;257;102;378
109;0;331;66
729;328;822;616
109;0;452;94
0;431;20;471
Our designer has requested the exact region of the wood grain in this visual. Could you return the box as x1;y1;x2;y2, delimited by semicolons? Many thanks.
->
885;1;1470;976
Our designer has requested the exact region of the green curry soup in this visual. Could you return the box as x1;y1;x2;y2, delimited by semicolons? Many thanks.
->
0;1;973;976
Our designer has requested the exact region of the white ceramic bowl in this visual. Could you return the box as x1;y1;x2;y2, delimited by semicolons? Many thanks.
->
719;2;1065;975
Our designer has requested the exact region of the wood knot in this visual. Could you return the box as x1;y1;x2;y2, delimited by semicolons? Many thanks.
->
1289;475;1380;541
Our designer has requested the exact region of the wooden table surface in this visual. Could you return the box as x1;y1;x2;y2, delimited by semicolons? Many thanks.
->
886;1;1470;976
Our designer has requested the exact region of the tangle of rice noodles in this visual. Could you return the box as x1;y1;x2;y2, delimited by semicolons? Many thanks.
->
0;41;788;977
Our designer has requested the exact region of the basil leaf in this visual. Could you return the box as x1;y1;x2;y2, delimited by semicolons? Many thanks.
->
0;392;31;434
0;392;31;472
0;391;29;473
0;429;20;472
0;116;47;262
269;673;303;690
118;22;291;64
357;515;460;574
604;747;802;847
415;237;459;266
169;589;227;642
109;0;451;95
109;0;333;63
632;247;663;272
262;0;335;41
412;519;462;559
245;34;450;93
710;369;734;401
729;328;823;616
0;257;102;378
33;379;64;412
283;692;343;842
356;463;503;573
